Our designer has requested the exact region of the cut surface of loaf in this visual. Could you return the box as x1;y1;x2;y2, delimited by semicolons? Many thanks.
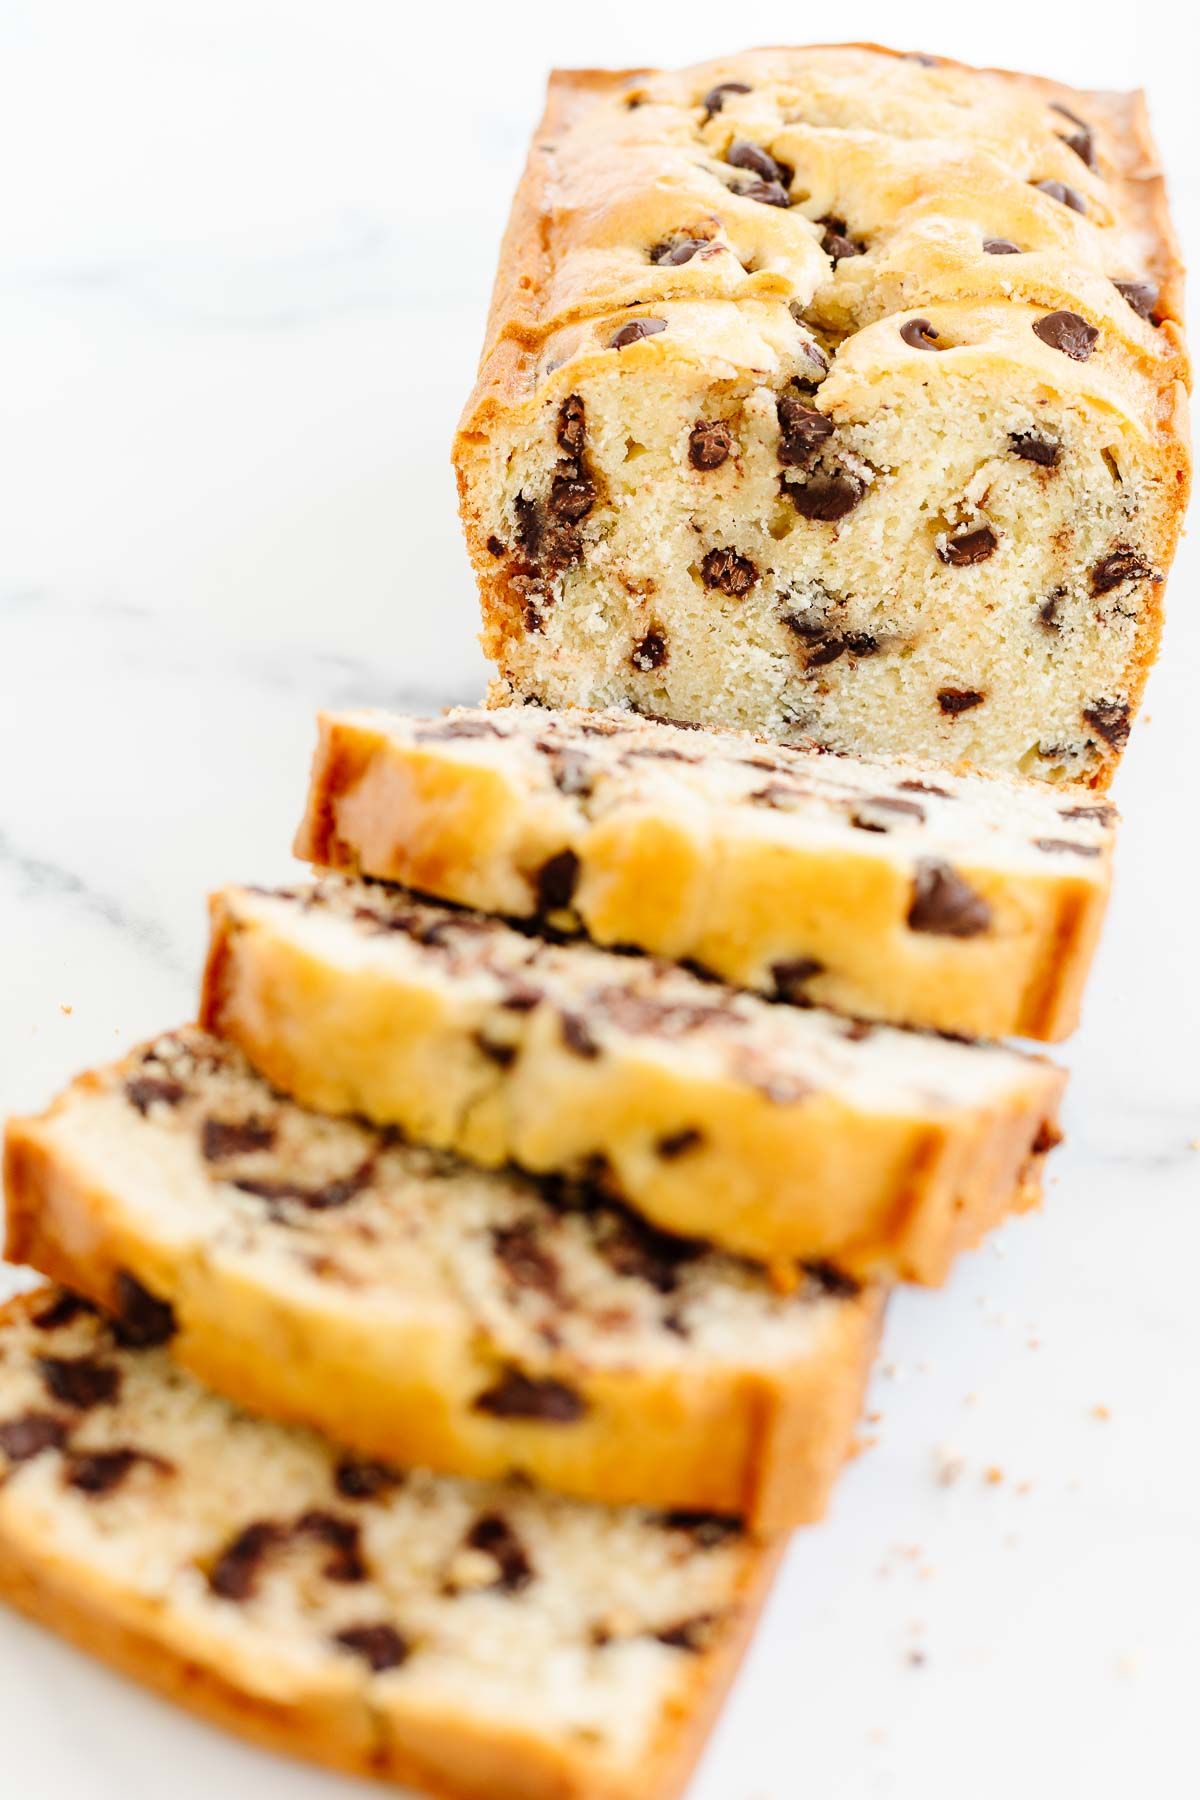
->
201;880;1065;1282
0;1289;778;1800
455;45;1189;786
296;704;1116;1041
4;1029;883;1529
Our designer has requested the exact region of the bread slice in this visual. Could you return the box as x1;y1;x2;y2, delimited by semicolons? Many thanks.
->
0;1287;780;1799
5;1029;883;1529
201;881;1064;1283
454;46;1189;786
295;704;1116;1042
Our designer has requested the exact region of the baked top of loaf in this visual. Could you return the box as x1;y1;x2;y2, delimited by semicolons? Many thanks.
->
4;1029;881;1526
456;45;1189;784
202;879;1064;1281
0;1289;776;1799
296;703;1115;1040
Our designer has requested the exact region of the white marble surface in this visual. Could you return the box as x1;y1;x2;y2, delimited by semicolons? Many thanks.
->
1;3;1198;1795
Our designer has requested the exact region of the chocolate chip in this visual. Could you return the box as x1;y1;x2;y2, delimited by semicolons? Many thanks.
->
112;1271;176;1348
937;687;986;715
595;1206;702;1293
898;779;952;797
548;470;596;523
937;528;997;567
656;1127;704;1159
631;630;669;671
726;139;791;187
540;745;593;797
333;1623;410;1672
233;1164;373;1211
65;1447;160;1495
900;318;942;350
1031;1119;1064;1157
701;80;750;116
1039;589;1065;631
700;547;758;595
1010;431;1061;467
654;1613;719;1652
0;1412;69;1463
1033;838;1101;857
38;1356;120;1411
464;1513;535;1593
786;470;865;521
414;718;504;742
737;178;790;207
1091;546;1153;595
536;849;580;912
983;237;1021;255
1060;802;1116;825
30;1292;95;1331
776;394;834;465
610;318;667;349
209;1521;287;1599
658;1511;742;1548
475;1032;517;1068
688;420;733;469
296;1509;368;1583
125;1076;186;1116
556;394;586;458
473;1369;587;1423
850;795;927;831
651;237;709;266
770;958;824;1002
1033;310;1097;360
1113;279;1159;322
335;1458;403;1501
844;631;880;656
559;1011;599;1058
500;978;544;1012
907;860;992;937
1032;178;1086;213
1082;699;1130;751
486;535;506;557
201;1117;276;1161
492;1220;563;1298
1049;102;1097;169
804;1260;862;1299
819;217;864;263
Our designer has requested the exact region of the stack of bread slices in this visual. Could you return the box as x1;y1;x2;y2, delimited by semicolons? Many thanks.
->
0;700;1115;1800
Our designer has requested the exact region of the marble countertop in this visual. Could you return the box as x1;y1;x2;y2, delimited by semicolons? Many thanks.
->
1;4;1197;1796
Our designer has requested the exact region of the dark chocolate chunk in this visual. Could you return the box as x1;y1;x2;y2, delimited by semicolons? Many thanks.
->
688;419;733;469
125;1076;186;1116
486;534;506;557
65;1447;159;1496
1033;310;1098;360
540;745;593;798
296;1509;367;1583
1039;588;1065;631
1113;279;1159;322
804;1260;862;1299
726;139;791;188
937;528;997;567
936;687;986;715
776;394;834;465
770;958;824;1002
548;469;596;524
737;178;790;207
702;80;751;116
559;1011;598;1059
1059;802;1116;825
700;547;758;595
655;1127;705;1159
631;630;669;671
333;1623;410;1672
1091;546;1153;596
556;395;586;458
900;318;942;351
1082;699;1131;751
1031;1119;1065;1157
473;1368;587;1423
983;237;1021;255
491;1220;563;1298
651;236;708;266
897;779;952;797
500;978;544;1013
335;1458;403;1502
610;318;667;350
37;1355;120;1411
474;1032;517;1068
597;1209;703;1293
1049;102;1097;169
209;1520;287;1600
786;469;865;522
464;1513;535;1594
819;217;864;263
1010;431;1061;467
0;1412;69;1463
201;1116;276;1162
850;795;927;832
658;1511;742;1548
233;1163;373;1211
112;1271;177;1348
654;1613;719;1652
1032;178;1086;214
907;860;992;937
414;717;504;742
536;849;581;912
31;1292;95;1331
1033;838;1101;857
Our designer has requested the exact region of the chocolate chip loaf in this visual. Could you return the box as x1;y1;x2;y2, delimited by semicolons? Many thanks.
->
455;45;1189;786
0;1288;779;1800
201;880;1064;1283
5;1029;882;1528
296;705;1116;1041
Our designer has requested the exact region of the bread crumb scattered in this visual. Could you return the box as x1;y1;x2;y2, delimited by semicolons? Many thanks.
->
984;1465;1005;1486
1091;1404;1111;1422
934;1446;964;1487
60;1004;73;1015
